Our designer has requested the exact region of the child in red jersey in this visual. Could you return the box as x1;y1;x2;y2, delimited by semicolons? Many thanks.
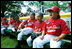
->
1;17;8;27
26;13;46;47
33;6;70;48
1;17;9;36
15;12;37;48
8;16;22;33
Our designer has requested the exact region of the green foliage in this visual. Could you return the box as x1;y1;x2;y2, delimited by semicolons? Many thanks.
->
24;1;71;13
1;1;24;17
1;1;71;17
43;1;71;10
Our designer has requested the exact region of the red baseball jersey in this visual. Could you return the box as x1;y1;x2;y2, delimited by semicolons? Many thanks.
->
13;21;22;27
8;19;22;27
34;20;46;32
1;21;8;26
45;18;70;36
21;18;37;28
1;18;8;26
8;19;15;25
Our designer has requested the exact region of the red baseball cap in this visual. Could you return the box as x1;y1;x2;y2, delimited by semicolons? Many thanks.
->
46;6;60;12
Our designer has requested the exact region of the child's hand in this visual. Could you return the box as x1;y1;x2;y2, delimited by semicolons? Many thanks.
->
53;37;61;41
40;36;44;40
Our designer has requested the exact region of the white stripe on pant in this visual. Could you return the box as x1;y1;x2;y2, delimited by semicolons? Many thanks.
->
33;34;62;48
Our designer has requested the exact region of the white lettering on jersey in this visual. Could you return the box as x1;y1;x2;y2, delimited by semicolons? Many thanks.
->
46;26;53;28
47;30;56;32
46;26;60;29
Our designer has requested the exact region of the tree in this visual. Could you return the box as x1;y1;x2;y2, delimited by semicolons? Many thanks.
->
1;1;24;18
23;1;71;14
43;1;71;11
38;1;44;13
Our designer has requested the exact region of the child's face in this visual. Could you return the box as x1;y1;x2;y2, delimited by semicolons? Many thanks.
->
37;15;43;21
15;16;19;21
49;11;58;19
30;14;35;19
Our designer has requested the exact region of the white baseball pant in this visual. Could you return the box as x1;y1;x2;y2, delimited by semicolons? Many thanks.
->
33;34;62;48
26;36;32;47
17;28;33;40
26;33;41;47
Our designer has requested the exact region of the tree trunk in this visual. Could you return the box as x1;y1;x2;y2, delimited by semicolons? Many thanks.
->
1;1;6;17
38;1;44;13
1;7;5;18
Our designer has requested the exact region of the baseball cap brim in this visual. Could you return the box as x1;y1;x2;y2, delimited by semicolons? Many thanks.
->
46;8;57;12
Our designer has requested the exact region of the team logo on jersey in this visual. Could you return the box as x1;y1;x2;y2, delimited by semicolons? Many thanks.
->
46;21;51;24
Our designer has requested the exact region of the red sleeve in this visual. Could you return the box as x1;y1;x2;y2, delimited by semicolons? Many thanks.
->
19;19;29;28
20;21;24;28
2;21;9;26
8;20;14;24
22;19;29;25
42;22;46;33
61;20;70;34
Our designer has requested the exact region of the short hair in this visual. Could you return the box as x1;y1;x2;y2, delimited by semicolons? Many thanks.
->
57;15;61;19
30;12;35;16
36;12;43;17
11;13;19;20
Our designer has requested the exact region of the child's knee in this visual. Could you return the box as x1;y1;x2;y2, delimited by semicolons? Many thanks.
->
27;36;32;42
50;39;62;48
18;33;23;37
33;38;42;44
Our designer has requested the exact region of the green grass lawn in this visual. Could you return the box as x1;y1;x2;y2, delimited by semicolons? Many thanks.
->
1;36;28;48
